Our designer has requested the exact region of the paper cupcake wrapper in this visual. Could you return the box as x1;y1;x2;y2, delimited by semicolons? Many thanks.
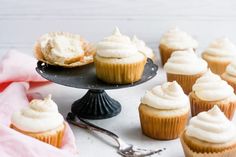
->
189;92;236;120
11;123;65;148
159;44;196;66
95;57;146;84
202;53;230;75
159;44;176;66
180;132;236;157
34;32;96;68
138;104;189;140
167;72;204;94
221;74;236;94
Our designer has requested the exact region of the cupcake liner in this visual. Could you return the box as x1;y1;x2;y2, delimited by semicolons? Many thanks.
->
189;92;236;120
180;132;236;157
10;123;65;148
221;74;236;94
138;103;189;140
167;72;204;94
159;44;176;66
95;56;146;84
34;32;95;68
202;53;230;75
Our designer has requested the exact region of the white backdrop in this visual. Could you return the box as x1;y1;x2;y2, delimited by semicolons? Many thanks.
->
1;0;236;157
1;0;236;54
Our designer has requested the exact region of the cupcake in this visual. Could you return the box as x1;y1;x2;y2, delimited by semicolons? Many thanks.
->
132;35;155;61
10;95;65;148
139;81;190;140
95;27;146;84
181;105;236;157
222;61;236;92
35;32;95;67
190;70;236;119
159;27;198;65
202;38;236;75
164;49;208;94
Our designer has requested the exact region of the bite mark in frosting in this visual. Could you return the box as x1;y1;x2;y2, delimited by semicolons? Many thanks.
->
186;105;236;144
164;49;208;75
11;95;64;133
40;33;84;63
141;81;189;110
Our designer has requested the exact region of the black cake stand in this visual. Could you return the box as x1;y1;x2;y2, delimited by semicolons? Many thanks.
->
36;58;158;119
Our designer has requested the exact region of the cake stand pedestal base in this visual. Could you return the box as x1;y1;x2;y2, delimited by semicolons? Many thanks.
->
71;89;121;119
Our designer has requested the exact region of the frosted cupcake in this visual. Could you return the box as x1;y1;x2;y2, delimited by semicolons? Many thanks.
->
95;27;146;84
10;95;65;148
190;70;236;119
164;49;208;94
202;38;236;75
35;32;95;67
159;27;198;65
132;35;155;61
139;81;190;140
181;105;236;156
222;61;236;92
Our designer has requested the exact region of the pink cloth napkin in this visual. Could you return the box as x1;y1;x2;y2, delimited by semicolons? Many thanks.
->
0;50;77;157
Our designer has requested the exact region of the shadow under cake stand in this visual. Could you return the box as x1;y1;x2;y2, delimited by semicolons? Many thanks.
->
36;59;158;119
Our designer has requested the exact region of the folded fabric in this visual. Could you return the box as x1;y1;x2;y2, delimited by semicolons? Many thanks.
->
0;50;77;157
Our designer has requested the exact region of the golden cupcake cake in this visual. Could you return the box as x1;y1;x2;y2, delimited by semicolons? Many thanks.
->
139;81;190;140
222;61;236;93
202;38;236;75
181;105;236;157
95;27;146;84
164;49;208;94
35;32;95;67
10;95;65;148
190;70;236;119
159;27;198;65
132;35;155;61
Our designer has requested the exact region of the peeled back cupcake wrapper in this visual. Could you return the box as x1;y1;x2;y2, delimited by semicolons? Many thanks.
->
35;32;95;68
189;92;236;120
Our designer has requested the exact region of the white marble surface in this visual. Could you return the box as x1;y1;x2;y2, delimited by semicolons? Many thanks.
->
1;0;236;156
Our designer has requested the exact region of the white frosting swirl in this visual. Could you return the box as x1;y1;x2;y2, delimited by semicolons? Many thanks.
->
160;27;198;49
96;27;138;58
186;105;236;144
11;95;64;132
141;81;189;109
203;38;236;61
40;33;84;63
132;35;154;59
225;61;236;77
164;49;208;75
192;70;234;101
